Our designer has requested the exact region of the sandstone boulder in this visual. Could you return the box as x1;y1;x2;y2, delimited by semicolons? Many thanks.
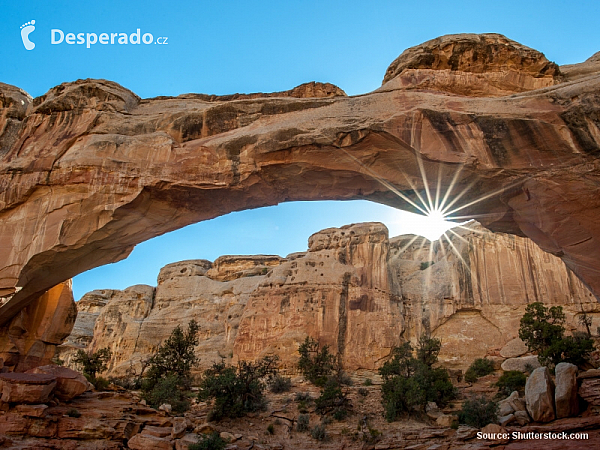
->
525;367;555;422
501;355;540;373
579;378;600;406
26;365;91;401
555;362;579;418
514;410;532;426
500;338;529;358
128;433;173;450
0;372;56;404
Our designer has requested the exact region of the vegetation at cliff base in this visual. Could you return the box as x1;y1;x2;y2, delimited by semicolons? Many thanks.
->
379;336;456;422
464;358;495;383
141;319;199;413
198;355;279;421
495;370;527;397
519;302;595;368
459;396;499;428
73;347;111;389
297;336;335;387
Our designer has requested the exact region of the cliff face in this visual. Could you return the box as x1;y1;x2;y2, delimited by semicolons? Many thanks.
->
2;33;600;331
60;222;598;375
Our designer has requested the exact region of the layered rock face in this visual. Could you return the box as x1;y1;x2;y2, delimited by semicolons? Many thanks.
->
61;222;597;375
0;281;77;372
1;33;600;334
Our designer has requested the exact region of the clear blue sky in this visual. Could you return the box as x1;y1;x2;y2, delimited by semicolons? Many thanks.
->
3;1;599;299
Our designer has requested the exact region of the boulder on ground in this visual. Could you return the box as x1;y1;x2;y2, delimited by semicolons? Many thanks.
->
525;367;555;422
128;433;173;450
514;410;531;426
555;362;579;418
500;338;529;358
501;355;540;372
26;365;91;401
0;373;56;404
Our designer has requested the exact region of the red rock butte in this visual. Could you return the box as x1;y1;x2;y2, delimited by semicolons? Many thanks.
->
1;33;600;326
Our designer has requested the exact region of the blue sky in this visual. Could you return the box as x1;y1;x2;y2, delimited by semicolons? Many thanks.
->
3;1;599;299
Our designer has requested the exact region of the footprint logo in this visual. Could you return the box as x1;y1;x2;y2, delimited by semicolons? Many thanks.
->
20;20;36;50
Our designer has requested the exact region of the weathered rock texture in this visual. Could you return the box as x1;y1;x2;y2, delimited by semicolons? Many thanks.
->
2;33;600;338
0;281;77;372
525;367;556;422
60;221;598;375
554;362;579;419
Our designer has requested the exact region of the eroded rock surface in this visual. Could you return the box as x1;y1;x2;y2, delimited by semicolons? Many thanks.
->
1;33;600;332
61;221;598;375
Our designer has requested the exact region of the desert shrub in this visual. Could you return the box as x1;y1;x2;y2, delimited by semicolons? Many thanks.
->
93;376;110;391
73;347;111;382
198;355;278;421
297;413;310;431
379;337;456;422
464;358;495;383
315;378;351;417
519;302;595;368
311;424;328;441
297;337;335;387
363;378;373;386
188;432;227;450
143;374;190;413
269;374;292;393
495;370;527;397
267;423;275;435
66;408;81;418
140;320;199;412
459;396;498;428
358;387;369;397
420;261;434;270
295;392;312;402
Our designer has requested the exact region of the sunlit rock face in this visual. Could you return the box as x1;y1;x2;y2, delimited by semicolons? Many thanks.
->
0;281;76;372
393;222;597;369
1;33;600;335
60;222;597;375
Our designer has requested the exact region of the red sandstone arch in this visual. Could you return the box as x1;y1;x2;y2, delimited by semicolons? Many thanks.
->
1;33;600;324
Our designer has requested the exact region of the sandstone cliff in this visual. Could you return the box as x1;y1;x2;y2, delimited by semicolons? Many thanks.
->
2;33;600;335
60;222;598;375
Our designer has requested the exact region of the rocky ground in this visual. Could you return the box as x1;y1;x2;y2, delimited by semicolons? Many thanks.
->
1;371;599;450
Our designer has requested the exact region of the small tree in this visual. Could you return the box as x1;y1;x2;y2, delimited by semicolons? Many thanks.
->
519;302;595;368
198;355;279;421
141;320;199;412
459;396;498;428
464;358;495;383
379;337;456;422
297;337;335;387
73;347;111;381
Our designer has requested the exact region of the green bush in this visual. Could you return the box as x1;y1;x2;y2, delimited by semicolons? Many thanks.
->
92;376;110;391
363;378;373;386
188;432;227;450
311;424;328;441
519;302;595;368
141;320;199;413
198;355;278;421
315;378;351;418
297;414;310;432
267;423;275;435
297;337;335;387
495;370;527;397
269;374;292;393
459;396;498;428
464;358;495;383
358;387;369;397
73;347;111;382
379;337;456;422
143;374;191;413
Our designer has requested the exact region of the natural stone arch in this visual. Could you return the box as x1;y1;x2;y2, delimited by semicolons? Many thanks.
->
1;33;600;325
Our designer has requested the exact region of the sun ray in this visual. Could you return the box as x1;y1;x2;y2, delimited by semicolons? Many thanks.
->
438;164;465;212
395;234;420;255
339;148;431;215
441;232;471;273
416;154;434;213
443;179;525;217
434;164;443;211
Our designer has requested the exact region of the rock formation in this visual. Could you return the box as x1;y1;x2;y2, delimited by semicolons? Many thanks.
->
0;281;77;372
59;221;598;375
2;33;600;344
